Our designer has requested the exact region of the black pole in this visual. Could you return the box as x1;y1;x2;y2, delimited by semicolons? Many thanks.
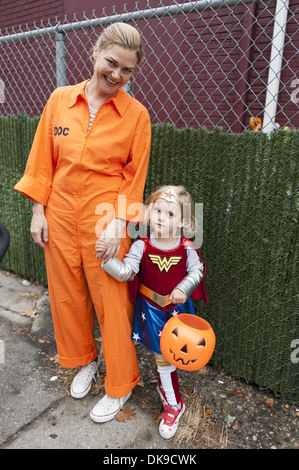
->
0;222;10;262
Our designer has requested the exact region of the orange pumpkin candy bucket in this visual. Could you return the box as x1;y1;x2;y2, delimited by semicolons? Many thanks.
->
160;314;216;371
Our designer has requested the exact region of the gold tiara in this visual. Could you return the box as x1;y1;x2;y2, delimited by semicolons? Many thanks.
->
154;188;182;209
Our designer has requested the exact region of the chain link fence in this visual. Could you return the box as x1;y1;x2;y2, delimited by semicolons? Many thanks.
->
0;0;298;132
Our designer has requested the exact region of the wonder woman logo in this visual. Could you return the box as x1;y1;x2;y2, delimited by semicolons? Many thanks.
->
148;254;182;272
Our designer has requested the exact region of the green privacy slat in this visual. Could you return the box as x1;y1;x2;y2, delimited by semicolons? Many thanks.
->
0;114;298;403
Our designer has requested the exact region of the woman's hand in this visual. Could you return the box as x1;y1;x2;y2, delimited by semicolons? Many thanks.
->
169;288;187;305
96;218;126;262
30;201;48;248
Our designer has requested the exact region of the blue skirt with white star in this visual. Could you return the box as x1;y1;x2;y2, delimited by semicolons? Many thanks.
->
132;295;196;355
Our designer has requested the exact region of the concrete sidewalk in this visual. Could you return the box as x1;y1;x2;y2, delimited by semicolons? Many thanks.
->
0;269;171;450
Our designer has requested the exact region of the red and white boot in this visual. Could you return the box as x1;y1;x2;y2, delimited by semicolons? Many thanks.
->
156;364;185;439
159;399;185;439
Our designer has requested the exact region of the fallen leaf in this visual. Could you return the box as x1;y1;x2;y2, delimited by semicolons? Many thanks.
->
49;354;60;364
265;397;274;409
116;405;136;423
229;389;245;398
20;308;38;317
38;337;50;344
197;366;209;375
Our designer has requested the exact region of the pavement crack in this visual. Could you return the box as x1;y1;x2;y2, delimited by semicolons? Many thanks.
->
0;395;67;449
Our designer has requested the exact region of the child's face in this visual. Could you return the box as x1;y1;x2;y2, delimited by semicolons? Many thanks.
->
150;199;184;239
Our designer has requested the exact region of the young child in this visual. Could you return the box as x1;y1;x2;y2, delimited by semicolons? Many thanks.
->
96;185;208;439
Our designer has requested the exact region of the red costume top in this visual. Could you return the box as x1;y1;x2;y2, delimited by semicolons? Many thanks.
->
128;236;208;312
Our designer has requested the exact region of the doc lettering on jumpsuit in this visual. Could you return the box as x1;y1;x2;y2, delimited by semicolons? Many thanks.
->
14;80;151;398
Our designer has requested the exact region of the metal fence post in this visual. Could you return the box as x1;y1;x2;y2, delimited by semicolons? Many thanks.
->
55;29;67;88
262;0;290;133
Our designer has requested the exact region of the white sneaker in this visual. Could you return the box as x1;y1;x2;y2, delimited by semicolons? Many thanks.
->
90;392;132;423
159;401;185;439
70;357;100;399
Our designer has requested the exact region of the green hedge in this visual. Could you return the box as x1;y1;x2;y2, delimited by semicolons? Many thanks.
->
0;114;46;283
0;114;298;403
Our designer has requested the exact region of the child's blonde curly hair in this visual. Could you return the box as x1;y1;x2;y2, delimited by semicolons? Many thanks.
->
145;185;195;237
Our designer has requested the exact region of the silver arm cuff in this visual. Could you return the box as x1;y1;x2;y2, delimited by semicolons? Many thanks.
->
101;258;134;282
175;270;203;298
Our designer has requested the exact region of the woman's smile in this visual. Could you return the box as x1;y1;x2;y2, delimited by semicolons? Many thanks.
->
104;75;120;87
90;44;137;101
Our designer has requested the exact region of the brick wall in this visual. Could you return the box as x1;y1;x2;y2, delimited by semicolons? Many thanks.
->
0;0;64;32
181;0;298;131
0;0;298;131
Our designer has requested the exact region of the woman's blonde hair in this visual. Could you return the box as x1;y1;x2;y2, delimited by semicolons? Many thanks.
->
95;22;144;65
145;185;196;236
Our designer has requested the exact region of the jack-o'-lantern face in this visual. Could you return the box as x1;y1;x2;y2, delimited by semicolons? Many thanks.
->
160;314;216;371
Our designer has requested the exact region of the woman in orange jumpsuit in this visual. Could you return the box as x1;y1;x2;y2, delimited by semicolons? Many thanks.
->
14;23;151;422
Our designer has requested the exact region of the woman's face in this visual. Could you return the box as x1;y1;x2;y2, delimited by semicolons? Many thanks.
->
92;44;137;98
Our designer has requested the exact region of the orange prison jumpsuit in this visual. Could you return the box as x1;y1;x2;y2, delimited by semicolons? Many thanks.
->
14;80;151;398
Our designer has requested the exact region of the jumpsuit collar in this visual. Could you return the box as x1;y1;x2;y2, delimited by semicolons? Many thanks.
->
68;80;131;117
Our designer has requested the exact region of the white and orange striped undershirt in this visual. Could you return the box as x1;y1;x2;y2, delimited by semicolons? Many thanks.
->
87;105;99;134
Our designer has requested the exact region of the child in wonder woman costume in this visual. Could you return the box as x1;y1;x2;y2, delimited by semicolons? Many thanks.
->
96;185;208;439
